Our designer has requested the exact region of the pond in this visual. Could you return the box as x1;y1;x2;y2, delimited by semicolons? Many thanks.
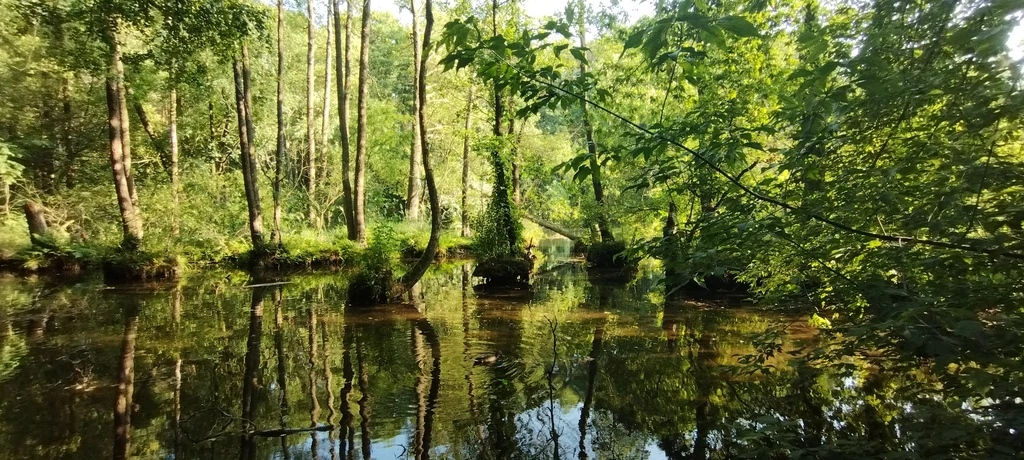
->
0;243;919;459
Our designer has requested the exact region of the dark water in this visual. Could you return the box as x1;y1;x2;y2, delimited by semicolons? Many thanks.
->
1;243;888;460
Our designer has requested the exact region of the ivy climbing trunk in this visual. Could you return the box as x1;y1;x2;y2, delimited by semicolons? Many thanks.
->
306;0;317;226
405;0;423;221
489;0;518;257
335;0;356;240
273;0;286;246
354;0;371;245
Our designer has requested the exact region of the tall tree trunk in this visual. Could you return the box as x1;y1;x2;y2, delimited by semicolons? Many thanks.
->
461;86;474;238
319;0;334;228
576;9;613;243
233;49;266;251
106;75;144;248
170;83;180;237
111;33;138;208
354;0;371;245
106;24;143;248
335;0;356;240
405;0;423;221
273;0;286;246
507;112;520;205
489;0;517;256
112;301;139;460
306;0;318;226
399;0;438;288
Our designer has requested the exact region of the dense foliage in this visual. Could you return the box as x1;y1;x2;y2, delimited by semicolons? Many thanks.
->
1;0;1023;455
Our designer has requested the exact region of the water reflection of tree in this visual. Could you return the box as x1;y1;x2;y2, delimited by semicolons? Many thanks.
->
238;287;265;460
112;298;139;460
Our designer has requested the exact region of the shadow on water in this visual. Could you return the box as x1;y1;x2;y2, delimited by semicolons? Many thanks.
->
0;246;999;459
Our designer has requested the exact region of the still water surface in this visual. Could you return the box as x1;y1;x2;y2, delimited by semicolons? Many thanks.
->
0;245;839;459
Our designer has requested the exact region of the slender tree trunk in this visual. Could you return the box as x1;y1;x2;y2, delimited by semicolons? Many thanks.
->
507;113;520;205
273;0;286;246
400;0;438;288
24;201;49;245
576;12;613;243
233;49;266;251
405;0;423;221
354;0;371;245
335;0;356;240
61;76;76;189
170;84;180;237
306;0;318;226
461;86;474;238
112;302;139;460
319;0;334;228
106;75;144;248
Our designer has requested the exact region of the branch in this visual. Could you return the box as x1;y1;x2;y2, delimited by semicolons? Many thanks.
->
497;56;1024;261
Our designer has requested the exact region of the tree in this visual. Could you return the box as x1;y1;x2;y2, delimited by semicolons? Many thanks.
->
273;0;286;246
319;0;334;228
335;0;356;240
104;21;143;248
399;0;438;288
306;0;318;226
232;45;266;252
405;0;423;221
353;0;371;245
461;85;474;238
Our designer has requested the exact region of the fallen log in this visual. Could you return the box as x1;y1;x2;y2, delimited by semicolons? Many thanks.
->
524;214;582;241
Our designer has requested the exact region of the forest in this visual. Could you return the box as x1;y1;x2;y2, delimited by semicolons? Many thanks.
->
1;0;1023;457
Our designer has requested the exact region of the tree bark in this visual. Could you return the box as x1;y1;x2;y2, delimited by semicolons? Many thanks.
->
111;33;138;208
319;0;334;228
106;73;144;248
170;84;180;237
335;0;356;240
576;8;613;243
461;85;474;238
508;112;521;205
354;0;371;245
490;0;518;256
23;201;49;245
60;76;77;189
273;0;286;246
400;0;438;289
233;49;266;251
405;0;423;221
306;0;318;226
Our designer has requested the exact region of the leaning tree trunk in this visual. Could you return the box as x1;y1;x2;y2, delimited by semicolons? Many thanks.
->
233;48;266;252
273;0;286;246
306;0;318;226
400;0;438;288
405;0;423;221
354;0;371;245
461;85;474;238
335;0;356;240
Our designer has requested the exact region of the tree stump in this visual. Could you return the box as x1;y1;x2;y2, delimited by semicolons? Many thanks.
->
23;201;49;245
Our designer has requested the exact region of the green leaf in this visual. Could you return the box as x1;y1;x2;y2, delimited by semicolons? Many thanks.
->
570;47;588;65
717;16;759;38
